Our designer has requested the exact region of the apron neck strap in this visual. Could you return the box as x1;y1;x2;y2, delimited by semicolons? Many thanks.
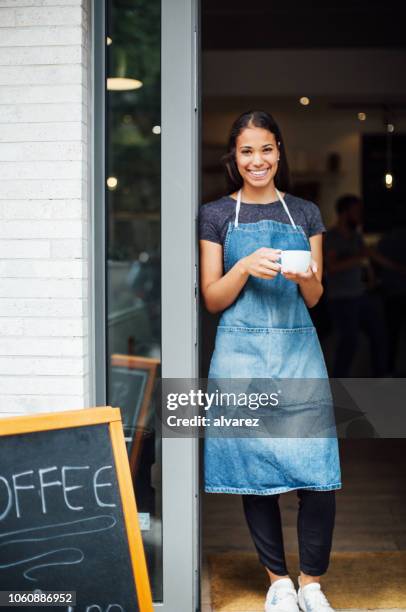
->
276;188;297;229
233;188;297;229
234;189;242;227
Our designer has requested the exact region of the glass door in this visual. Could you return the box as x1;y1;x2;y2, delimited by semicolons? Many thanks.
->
104;0;162;603
93;0;200;610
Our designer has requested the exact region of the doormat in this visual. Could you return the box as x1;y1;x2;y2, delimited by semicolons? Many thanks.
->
208;551;406;610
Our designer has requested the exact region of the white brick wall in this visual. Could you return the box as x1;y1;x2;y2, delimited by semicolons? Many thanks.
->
0;0;91;417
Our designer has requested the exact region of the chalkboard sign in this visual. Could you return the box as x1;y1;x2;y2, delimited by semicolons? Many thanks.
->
0;407;153;612
110;355;159;475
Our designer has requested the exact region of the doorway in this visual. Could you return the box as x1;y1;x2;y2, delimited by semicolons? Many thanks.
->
199;1;406;610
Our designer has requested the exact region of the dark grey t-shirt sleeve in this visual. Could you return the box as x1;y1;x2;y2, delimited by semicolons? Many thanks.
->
306;202;326;237
198;203;222;245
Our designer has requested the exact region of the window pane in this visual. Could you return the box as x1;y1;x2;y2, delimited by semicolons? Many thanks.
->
106;0;162;601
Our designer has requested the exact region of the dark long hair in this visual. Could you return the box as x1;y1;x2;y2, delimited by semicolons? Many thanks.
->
221;110;291;193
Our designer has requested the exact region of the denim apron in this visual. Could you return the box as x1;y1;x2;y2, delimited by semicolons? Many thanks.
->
204;189;342;495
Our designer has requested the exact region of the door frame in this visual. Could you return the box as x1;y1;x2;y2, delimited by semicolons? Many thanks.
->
92;0;201;610
161;0;200;610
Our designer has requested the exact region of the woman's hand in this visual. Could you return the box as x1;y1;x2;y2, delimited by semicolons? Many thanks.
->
281;259;318;284
281;247;323;308
240;247;282;279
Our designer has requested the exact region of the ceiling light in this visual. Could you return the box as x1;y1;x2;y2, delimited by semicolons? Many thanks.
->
152;125;161;134
107;177;118;190
106;36;112;46
384;115;394;190
358;112;366;121
299;97;310;106
107;78;143;91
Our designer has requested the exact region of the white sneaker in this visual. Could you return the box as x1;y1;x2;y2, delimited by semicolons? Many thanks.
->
265;577;300;612
297;576;335;612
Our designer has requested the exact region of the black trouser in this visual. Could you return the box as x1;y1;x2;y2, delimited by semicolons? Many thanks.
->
242;489;336;576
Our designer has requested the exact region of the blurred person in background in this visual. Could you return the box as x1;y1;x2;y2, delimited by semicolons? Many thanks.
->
324;195;387;377
376;219;406;376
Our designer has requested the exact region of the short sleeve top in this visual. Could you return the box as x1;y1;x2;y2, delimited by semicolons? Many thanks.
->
198;193;326;245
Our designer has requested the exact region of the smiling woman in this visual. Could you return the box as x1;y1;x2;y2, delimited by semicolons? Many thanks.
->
236;135;280;187
220;111;290;201
199;112;325;313
199;110;341;612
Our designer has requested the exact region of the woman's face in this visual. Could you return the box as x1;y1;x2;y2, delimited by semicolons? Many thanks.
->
235;127;280;189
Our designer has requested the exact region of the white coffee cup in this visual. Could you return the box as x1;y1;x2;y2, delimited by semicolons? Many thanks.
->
280;250;311;273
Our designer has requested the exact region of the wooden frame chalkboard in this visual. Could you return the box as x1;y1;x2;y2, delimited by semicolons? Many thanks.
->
0;407;153;612
110;354;160;476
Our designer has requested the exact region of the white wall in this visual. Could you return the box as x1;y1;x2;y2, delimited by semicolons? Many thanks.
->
0;0;91;416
